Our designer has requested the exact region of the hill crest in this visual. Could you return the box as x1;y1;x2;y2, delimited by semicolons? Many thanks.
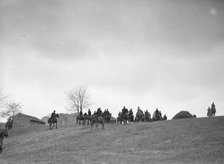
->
1;116;224;164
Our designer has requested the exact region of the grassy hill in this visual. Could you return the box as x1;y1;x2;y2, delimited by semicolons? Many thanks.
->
1;116;224;164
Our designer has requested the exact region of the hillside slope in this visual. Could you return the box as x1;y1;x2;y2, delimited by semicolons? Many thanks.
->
1;116;224;164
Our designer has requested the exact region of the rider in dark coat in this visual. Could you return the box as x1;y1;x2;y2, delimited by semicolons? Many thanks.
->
79;110;83;117
128;109;134;122
97;108;102;117
88;109;91;116
51;110;57;121
122;106;128;115
211;102;216;116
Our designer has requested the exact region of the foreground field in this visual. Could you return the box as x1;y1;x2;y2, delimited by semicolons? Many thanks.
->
1;116;224;164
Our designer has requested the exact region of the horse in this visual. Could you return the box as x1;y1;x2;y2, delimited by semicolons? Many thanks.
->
207;108;212;117
48;114;59;130
128;110;134;123
135;110;144;122
76;115;85;125
211;108;216;116
116;112;129;124
90;115;105;130
152;112;162;121
207;107;215;117
121;112;129;124
5;119;13;130
117;112;122;124
102;110;111;123
207;103;216;117
84;115;91;125
0;129;8;153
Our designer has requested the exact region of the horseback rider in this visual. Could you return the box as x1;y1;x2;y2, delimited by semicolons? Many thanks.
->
144;110;151;121
211;102;216;116
103;109;111;122
122;106;128;114
207;107;212;117
5;116;13;130
51;110;57;122
128;109;134;122
79;110;83;117
90;110;105;130
88;109;91;117
97;108;102;117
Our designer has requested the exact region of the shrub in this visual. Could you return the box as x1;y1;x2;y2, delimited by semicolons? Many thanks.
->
172;111;194;120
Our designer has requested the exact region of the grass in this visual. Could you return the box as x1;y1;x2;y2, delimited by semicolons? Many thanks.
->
0;116;224;164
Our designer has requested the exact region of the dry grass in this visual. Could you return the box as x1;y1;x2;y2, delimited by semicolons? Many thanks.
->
1;116;224;164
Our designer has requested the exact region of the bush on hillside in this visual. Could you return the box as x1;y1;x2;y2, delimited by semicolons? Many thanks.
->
172;111;194;120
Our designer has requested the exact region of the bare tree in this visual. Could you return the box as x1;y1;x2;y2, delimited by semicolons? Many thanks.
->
1;102;22;118
66;87;91;114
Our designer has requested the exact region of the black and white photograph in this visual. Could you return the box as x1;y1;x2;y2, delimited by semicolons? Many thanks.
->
0;0;224;163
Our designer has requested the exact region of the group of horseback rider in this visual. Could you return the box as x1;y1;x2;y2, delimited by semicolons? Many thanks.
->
117;106;167;124
76;108;106;130
44;101;220;129
77;108;109;124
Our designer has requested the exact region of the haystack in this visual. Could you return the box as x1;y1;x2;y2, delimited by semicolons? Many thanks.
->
172;111;194;120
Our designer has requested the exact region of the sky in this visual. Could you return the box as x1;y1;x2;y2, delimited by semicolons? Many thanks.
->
0;0;224;120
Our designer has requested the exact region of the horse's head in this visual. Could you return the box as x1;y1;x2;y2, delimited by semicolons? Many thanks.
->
56;114;59;118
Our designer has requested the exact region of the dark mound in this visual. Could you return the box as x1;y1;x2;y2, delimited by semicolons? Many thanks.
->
172;111;194;120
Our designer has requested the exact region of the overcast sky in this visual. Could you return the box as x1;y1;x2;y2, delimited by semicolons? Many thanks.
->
1;0;224;119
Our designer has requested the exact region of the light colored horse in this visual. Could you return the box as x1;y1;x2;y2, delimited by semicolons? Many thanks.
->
48;114;59;130
90;115;105;130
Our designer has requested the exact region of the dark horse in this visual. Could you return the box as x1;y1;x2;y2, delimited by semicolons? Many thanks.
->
152;111;162;121
76;115;85;125
48;114;59;130
0;129;8;153
90;115;105;130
